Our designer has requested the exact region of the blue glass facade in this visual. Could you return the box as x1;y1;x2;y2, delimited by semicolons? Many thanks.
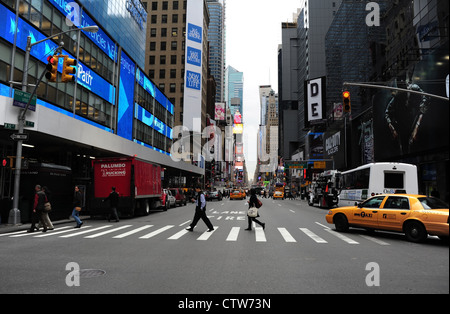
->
0;0;173;155
77;0;147;69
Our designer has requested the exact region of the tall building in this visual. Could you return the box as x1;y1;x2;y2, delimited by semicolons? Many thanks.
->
0;0;202;223
279;19;300;160
207;0;226;103
296;0;342;149
225;65;243;118
143;0;210;132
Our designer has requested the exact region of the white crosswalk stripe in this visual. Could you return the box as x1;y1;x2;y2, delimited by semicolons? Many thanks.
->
255;227;266;242
300;228;328;244
139;225;174;239
114;225;154;239
60;225;113;238
197;227;219;241
278;228;296;243
1;223;392;246
325;229;359;244
226;227;240;242
85;225;133;239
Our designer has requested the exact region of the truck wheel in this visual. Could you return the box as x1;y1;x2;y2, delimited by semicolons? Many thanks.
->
142;200;150;216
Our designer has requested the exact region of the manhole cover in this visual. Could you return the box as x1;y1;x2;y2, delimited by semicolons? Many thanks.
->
79;269;106;278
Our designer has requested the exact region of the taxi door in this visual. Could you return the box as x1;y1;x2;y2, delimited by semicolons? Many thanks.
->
351;196;385;228
377;196;411;232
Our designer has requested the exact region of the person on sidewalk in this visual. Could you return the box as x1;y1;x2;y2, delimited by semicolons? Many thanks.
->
186;187;214;232
103;186;120;222
28;185;47;233
72;185;83;228
245;189;265;231
41;186;54;230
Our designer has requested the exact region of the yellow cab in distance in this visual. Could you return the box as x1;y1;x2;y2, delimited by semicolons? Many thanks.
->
230;189;245;200
326;194;449;243
273;191;284;199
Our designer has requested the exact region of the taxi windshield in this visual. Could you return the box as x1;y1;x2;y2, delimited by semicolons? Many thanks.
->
418;197;449;210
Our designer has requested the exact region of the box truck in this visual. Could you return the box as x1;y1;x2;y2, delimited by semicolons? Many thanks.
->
91;157;162;217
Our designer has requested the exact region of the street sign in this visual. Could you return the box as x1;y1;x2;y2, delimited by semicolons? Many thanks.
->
13;90;37;112
313;161;326;169
285;162;308;169
10;133;29;141
4;123;16;130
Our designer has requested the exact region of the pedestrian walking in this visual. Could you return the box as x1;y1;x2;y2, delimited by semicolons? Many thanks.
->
41;186;54;230
186;186;214;232
245;189;265;231
72;185;83;228
103;186;120;222
28;185;47;233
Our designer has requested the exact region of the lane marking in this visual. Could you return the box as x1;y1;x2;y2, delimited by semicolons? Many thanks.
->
197;227;219;241
60;225;113;238
300;228;328;244
226;227;240;242
85;225;133;238
278;228;297;243
325;229;359;244
139;225;174;239
113;225;154;239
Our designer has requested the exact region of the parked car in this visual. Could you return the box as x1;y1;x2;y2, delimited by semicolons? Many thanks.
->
326;194;449;243
169;188;187;206
206;190;223;201
161;189;176;210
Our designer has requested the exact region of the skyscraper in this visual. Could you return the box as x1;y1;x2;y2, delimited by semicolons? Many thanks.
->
225;65;244;119
207;0;226;103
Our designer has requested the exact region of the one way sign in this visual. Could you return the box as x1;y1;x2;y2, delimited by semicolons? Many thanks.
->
10;133;29;141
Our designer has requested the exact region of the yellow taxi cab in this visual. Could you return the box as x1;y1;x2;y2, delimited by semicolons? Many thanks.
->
273;191;284;199
230;190;245;200
326;194;449;243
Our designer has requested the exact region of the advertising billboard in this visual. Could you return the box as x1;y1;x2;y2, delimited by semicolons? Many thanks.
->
215;103;225;121
372;43;449;160
304;77;326;127
183;0;204;133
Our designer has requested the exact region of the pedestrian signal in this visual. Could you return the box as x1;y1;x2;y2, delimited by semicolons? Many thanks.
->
343;91;351;113
61;56;77;83
45;55;59;82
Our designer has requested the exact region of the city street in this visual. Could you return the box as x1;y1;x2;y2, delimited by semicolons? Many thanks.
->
1;197;448;295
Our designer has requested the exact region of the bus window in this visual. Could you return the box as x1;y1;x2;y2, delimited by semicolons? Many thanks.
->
384;172;404;189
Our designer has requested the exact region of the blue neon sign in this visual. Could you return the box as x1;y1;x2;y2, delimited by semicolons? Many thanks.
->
0;3;115;104
47;0;117;61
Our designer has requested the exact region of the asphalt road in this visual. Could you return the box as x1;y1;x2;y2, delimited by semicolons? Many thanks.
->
1;197;448;295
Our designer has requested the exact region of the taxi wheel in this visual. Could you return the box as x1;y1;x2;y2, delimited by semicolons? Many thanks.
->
334;214;349;232
404;221;427;243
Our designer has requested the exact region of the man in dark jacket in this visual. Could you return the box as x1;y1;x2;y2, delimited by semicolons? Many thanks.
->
186;187;214;232
28;185;47;233
104;186;120;222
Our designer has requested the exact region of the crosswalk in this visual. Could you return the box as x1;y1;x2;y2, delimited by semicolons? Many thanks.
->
0;222;391;246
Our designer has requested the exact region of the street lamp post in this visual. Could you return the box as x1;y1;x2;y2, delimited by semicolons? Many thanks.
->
8;26;99;225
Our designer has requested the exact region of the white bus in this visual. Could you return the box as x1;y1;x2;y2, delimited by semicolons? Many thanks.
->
338;163;418;207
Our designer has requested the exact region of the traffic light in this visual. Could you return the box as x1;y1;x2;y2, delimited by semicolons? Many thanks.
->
45;55;59;82
343;91;351;113
61;56;77;83
1;156;12;169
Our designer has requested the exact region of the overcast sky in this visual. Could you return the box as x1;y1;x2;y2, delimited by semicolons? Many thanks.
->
225;0;301;181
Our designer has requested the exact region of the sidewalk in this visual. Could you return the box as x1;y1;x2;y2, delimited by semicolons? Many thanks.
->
0;216;90;234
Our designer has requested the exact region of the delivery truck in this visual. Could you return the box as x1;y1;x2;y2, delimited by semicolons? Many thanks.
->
90;157;163;217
